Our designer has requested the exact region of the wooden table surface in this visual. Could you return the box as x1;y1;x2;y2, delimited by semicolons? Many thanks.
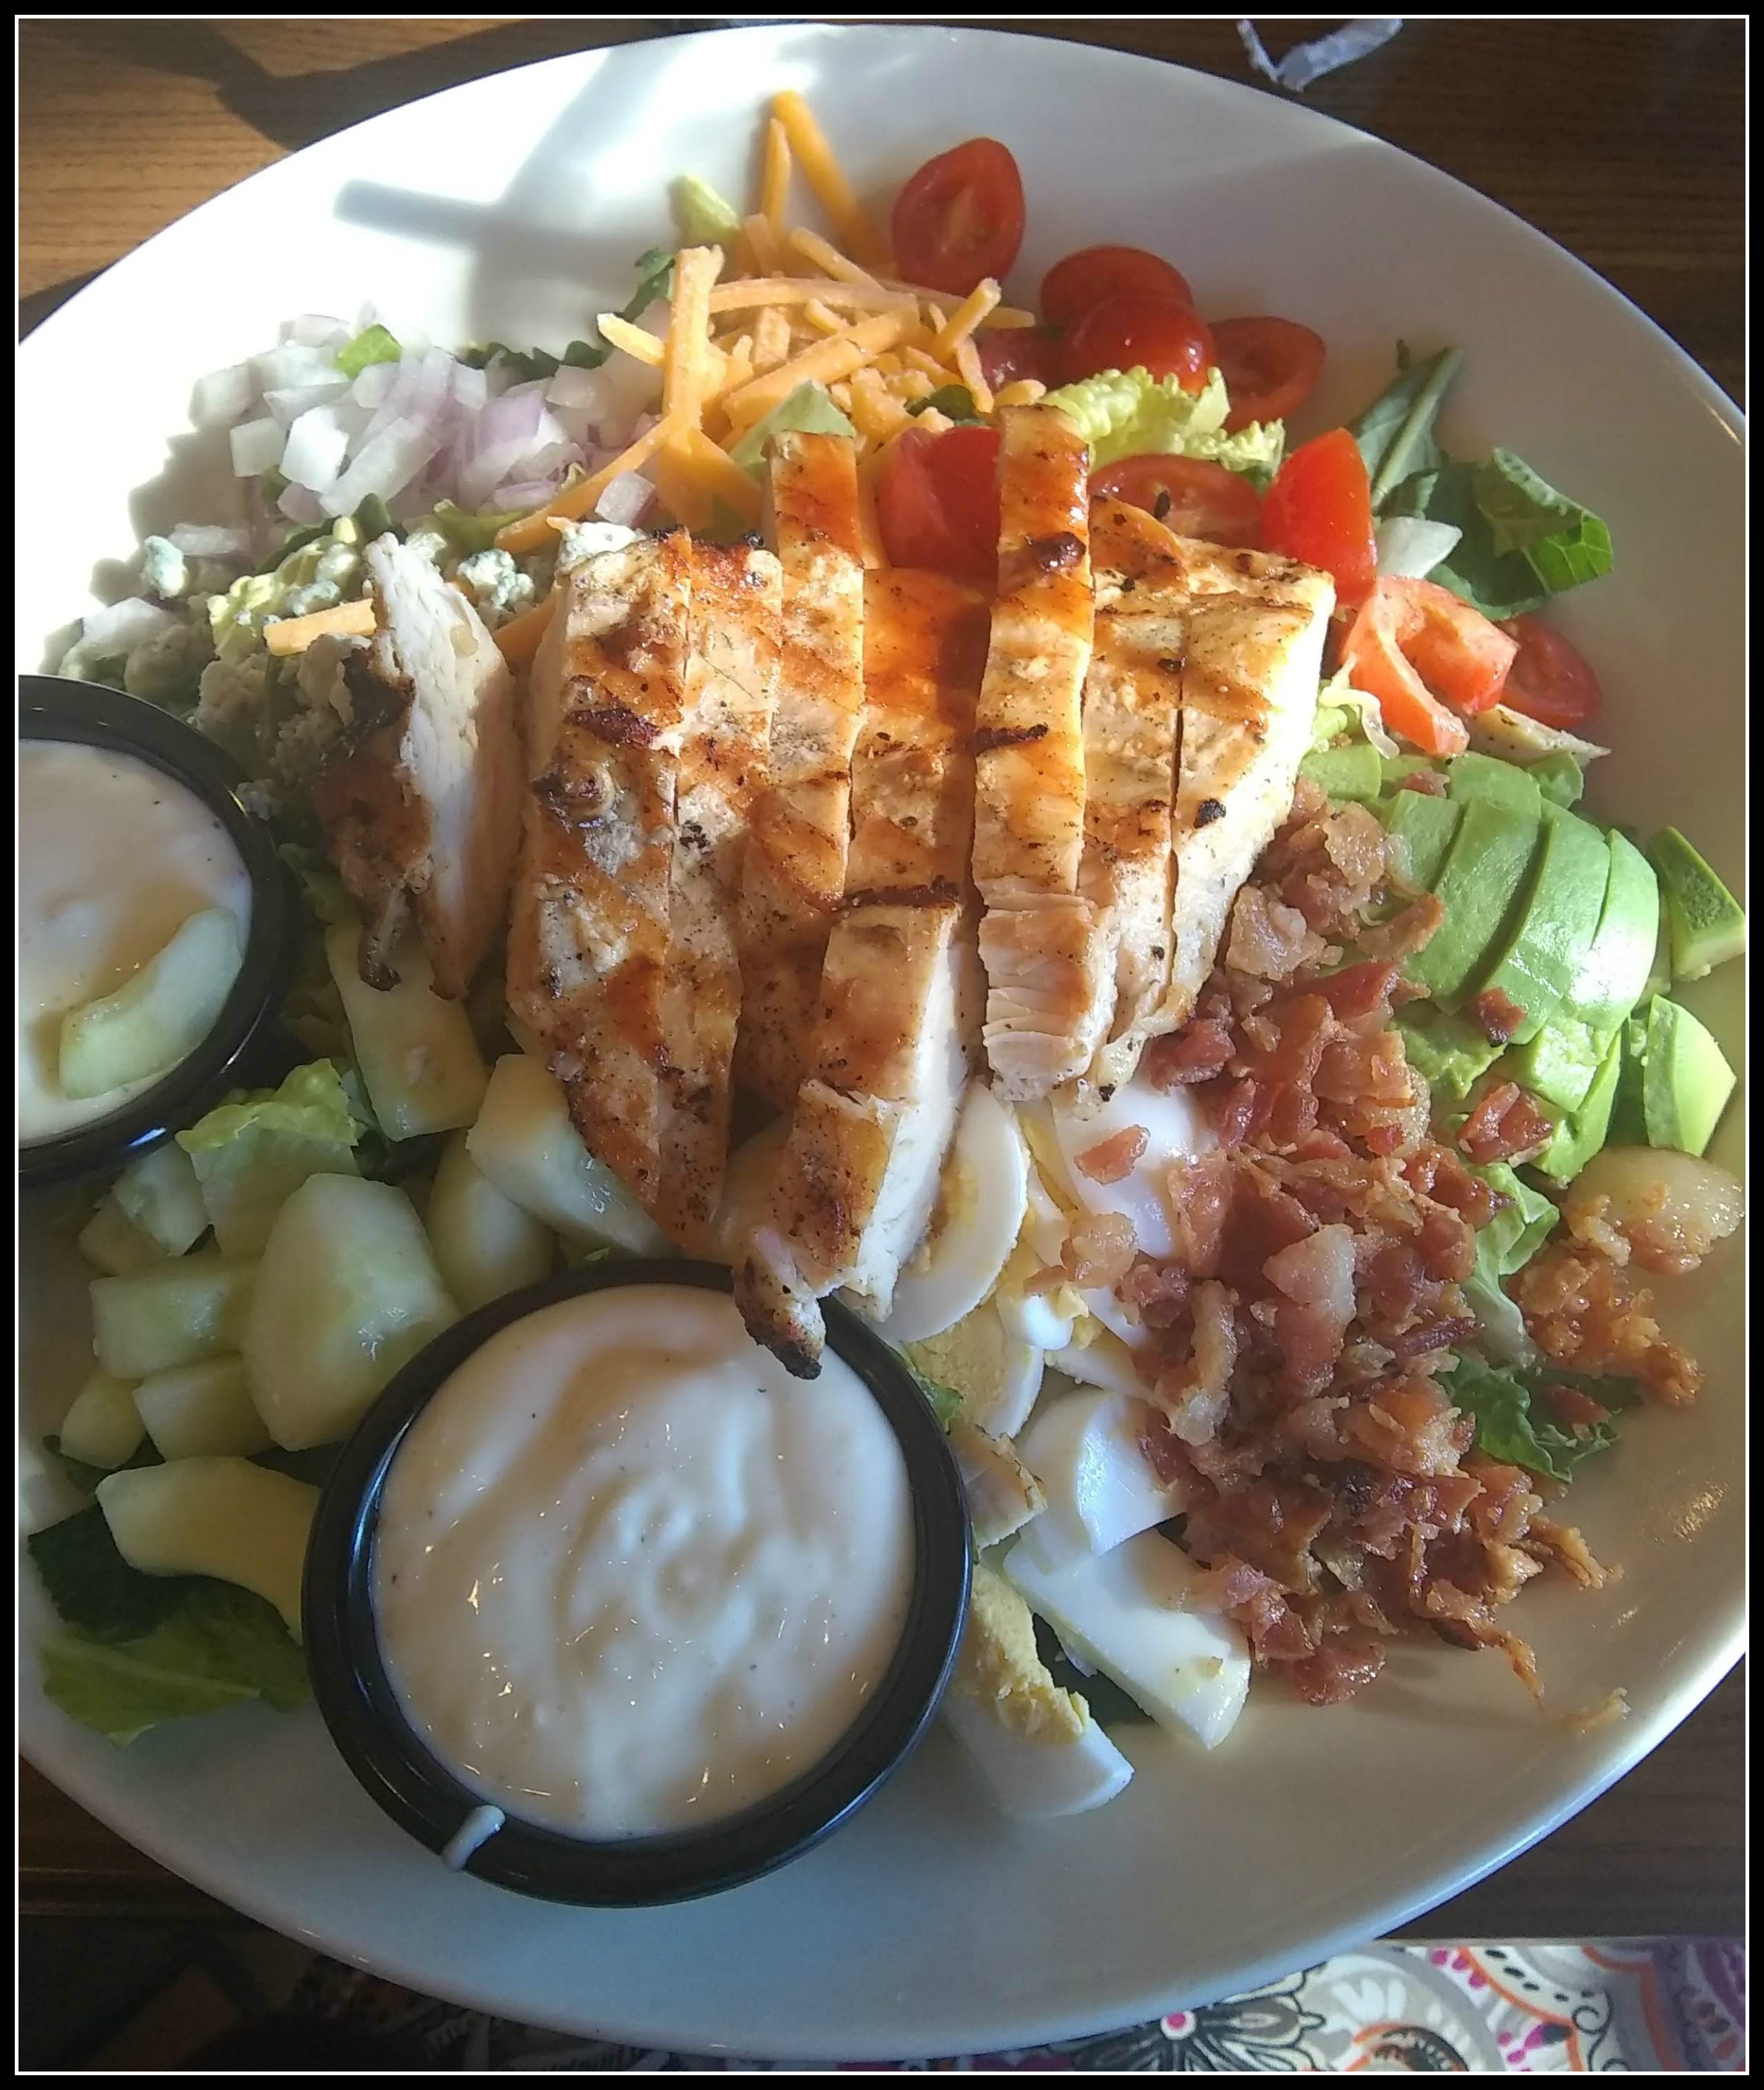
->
18;16;1744;1948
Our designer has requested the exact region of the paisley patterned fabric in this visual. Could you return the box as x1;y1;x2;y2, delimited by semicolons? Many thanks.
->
275;1938;1744;2071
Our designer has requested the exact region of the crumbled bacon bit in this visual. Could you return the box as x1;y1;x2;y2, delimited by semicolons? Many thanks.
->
1466;985;1528;1044
1538;1381;1612;1430
1388;1314;1479;1360
1288;1633;1387;1704
1227;884;1321;980
1396;767;1447;796
1152;1279;1239;1445
1358;891;1445;961
1063;1210;1138;1289
1143;1018;1235;1087
1075;1125;1149;1184
1514;1243;1700;1406
1458;1081;1556;1164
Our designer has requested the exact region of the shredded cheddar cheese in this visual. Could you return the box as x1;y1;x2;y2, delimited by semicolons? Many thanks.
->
492;592;557;668
770;91;882;262
494;407;694;554
594;312;667;367
953;335;995;414
785;225;885;289
263;598;376;655
933;280;1001;356
760;115;792;233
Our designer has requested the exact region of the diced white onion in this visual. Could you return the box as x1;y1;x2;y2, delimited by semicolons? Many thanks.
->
1375;516;1463;581
277;482;325;525
320;415;444;517
285;312;351;350
351;363;398;411
81;596;177;652
263;378;351;426
251;342;339;393
594;471;655;527
281;405;352;492
191;363;256;428
545;364;611;415
167;523;251;559
229;417;285;477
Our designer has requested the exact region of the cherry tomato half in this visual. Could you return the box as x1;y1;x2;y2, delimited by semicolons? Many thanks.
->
1260;428;1378;610
1091;454;1263;548
1496;614;1604;729
1058;294;1217;392
876;424;1001;585
891;138;1026;297
1341;577;1520;756
1212;316;1327;431
1040;245;1194;328
976;326;1061;394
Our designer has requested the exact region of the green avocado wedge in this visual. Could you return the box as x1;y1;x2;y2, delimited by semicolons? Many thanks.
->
1535;1025;1625;1183
1507;1014;1607;1116
1640;996;1738;1157
1646;827;1746;981
1568;829;1662;1034
1379;789;1462;894
1464;803;1611;1043
1407;797;1543;1004
1447;751;1544;818
1395;1008;1502;1102
1300;741;1384;802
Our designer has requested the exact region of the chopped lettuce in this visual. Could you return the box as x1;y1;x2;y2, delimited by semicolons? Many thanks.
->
671;173;743;246
909;384;984;423
728;382;859;477
1312;668;1398;755
459;247;677;381
1474;450;1613;593
175;1060;364;1258
1349;343;1462;506
1041;365;1283;479
1476;1159;1561;1274
1442;1355;1636;1484
334;323;402;380
1382;464;1557;619
1462;1237;1537;1369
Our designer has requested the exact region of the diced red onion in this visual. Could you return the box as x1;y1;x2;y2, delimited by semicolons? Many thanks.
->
251;342;339;392
545;365;612;416
263;378;351;426
191;363;257;428
595;472;655;527
277;482;325;524
487;478;563;510
351;363;398;411
82;597;178;651
451;362;489;411
285;313;351;351
229;417;285;477
168;523;251;559
321;414;445;517
282;405;352;491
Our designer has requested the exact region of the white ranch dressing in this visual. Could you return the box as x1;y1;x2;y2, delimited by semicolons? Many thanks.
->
374;1286;915;1840
17;740;252;1141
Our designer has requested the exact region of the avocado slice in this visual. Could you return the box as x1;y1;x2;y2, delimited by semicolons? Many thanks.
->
1447;751;1544;818
1382;753;1446;794
1408;797;1544;1004
1535;1026;1625;1183
1464;803;1611;1043
1646;827;1746;981
1507;1014;1607;1115
1607;1006;1652;1146
1379;790;1462;894
1396;1008;1502;1102
1300;741;1383;802
1640;995;1737;1157
1568;829;1661;1034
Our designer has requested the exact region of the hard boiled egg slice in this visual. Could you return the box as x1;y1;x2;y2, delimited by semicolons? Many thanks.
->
882;1080;1028;1343
1047;1327;1145;1397
942;1693;1134;1819
711;1116;788;1264
1015;1388;1186;1571
1048;1076;1214;1261
1003;1531;1251;1751
902;1298;1044;1440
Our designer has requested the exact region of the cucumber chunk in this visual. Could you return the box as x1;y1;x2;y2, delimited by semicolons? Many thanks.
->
466;1054;668;1253
325;921;489;1139
78;1198;168;1277
425;1130;555;1312
113;1141;211;1255
58;1370;146;1469
241;1174;458;1450
58;907;243;1100
96;1456;317;1639
91;1252;257;1378
133;1355;272;1460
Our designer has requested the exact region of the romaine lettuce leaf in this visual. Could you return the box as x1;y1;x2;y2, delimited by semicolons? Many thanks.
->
1041;366;1283;479
1350;343;1462;507
727;382;859;477
671;173;742;246
1474;449;1613;593
176;1060;363;1258
1442;1355;1629;1483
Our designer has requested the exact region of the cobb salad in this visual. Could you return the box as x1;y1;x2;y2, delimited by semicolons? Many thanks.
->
30;93;1745;1824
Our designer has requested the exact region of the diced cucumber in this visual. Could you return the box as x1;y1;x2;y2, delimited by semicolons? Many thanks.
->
78;1198;167;1277
178;1060;362;1258
91;1253;257;1378
58;1370;146;1469
325;921;489;1139
58;908;243;1100
96;1456;317;1639
241;1174;458;1451
467;1054;669;1253
425;1130;555;1312
133;1355;272;1460
112;1141;210;1255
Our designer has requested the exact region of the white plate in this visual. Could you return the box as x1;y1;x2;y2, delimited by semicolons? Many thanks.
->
17;21;1745;2063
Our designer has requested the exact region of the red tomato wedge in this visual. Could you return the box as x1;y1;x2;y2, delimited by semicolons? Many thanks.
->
1090;454;1263;548
1213;316;1327;431
1041;245;1194;328
891;138;1025;297
1342;578;1521;756
876;424;1001;585
1058;294;1216;392
976;326;1061;394
1496;614;1604;728
1260;428;1378;609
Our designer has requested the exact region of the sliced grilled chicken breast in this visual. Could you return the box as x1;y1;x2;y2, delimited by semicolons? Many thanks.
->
659;541;783;1250
1155;539;1334;1036
314;534;521;997
734;431;867;1110
970;405;1100;1101
507;531;695;1212
737;567;990;1374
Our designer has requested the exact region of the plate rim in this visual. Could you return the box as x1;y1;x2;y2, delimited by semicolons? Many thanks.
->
16;18;1746;2061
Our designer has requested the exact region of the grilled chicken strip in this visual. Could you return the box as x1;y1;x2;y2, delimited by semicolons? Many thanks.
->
1155;539;1334;1036
734;431;867;1110
507;530;695;1213
314;534;521;997
970;405;1101;1102
660;541;783;1250
737;567;991;1375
